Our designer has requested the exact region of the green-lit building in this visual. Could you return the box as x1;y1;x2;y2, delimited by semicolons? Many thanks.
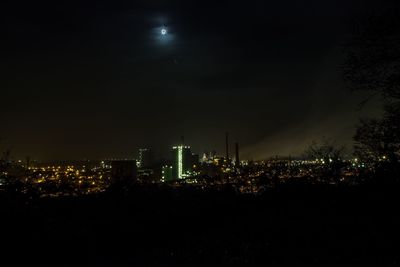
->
171;145;198;180
161;165;173;182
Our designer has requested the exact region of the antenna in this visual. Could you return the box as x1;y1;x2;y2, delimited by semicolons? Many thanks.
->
181;135;185;145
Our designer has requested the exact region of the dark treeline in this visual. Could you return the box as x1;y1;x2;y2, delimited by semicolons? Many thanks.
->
344;2;400;180
1;184;400;266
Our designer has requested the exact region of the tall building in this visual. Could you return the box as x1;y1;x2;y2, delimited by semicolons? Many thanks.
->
138;148;153;169
161;165;173;182
171;145;198;179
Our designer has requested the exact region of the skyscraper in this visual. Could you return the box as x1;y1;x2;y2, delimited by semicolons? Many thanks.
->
161;165;173;182
171;145;198;179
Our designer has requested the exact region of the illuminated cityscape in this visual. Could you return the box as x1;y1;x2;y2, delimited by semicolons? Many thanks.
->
0;134;380;198
2;0;400;266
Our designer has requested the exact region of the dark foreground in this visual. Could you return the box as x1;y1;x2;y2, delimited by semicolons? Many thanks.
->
1;184;399;266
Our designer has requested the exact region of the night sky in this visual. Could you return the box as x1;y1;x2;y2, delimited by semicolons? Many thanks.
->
1;0;389;161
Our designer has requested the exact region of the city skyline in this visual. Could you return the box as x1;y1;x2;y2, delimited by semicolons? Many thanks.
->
1;1;400;266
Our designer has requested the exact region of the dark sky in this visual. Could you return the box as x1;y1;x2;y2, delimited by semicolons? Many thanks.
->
0;0;390;161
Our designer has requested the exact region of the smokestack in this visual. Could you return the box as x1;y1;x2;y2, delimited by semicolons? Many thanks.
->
235;142;239;166
225;132;229;163
181;135;185;145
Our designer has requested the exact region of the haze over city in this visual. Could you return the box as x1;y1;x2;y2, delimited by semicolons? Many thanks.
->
1;0;387;161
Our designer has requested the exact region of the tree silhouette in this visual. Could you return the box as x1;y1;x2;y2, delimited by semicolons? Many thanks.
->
354;105;400;163
304;139;345;183
344;4;400;173
344;6;400;102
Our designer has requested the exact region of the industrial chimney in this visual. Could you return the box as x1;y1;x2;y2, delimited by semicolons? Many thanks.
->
225;132;229;163
235;142;239;167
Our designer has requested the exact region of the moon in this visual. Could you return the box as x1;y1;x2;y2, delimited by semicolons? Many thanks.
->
152;26;173;44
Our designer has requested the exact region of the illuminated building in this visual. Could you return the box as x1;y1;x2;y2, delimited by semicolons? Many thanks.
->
200;150;217;164
171;145;198;179
161;165;173;182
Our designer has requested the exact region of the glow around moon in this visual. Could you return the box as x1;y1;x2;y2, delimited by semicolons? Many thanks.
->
151;26;174;45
